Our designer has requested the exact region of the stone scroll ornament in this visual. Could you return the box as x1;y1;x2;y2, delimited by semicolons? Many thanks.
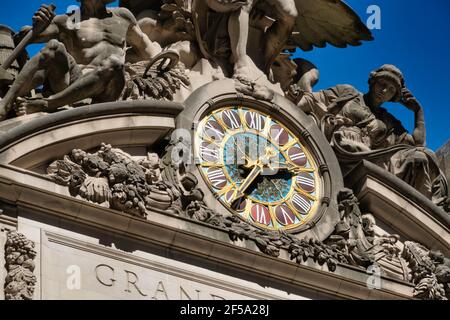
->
4;231;37;300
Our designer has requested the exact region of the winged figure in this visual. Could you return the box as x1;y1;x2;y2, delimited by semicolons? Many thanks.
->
194;0;373;82
287;0;373;51
119;0;372;91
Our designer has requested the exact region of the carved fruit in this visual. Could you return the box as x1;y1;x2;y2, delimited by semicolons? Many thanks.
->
145;189;173;210
22;259;36;272
6;252;21;264
5;281;25;295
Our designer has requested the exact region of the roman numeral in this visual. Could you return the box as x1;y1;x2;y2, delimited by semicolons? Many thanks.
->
291;194;311;214
204;121;225;141
226;190;247;211
271;127;285;142
290;151;306;162
200;143;219;162
288;146;308;166
207;168;227;189
251;205;270;225
246;112;265;131
222;110;241;129
276;206;295;226
297;175;315;190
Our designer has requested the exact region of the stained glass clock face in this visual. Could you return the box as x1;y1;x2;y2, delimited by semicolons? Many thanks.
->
195;106;321;231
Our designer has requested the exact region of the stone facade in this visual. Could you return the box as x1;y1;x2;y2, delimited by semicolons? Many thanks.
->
0;1;448;300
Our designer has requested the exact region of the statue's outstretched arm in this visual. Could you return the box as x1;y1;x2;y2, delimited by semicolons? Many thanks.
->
123;8;162;62
126;24;162;62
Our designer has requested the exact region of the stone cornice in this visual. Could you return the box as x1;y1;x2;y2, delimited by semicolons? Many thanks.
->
344;160;450;257
0;164;414;299
345;160;450;229
0;100;184;154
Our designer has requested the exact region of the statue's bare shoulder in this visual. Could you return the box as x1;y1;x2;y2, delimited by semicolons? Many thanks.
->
52;14;70;30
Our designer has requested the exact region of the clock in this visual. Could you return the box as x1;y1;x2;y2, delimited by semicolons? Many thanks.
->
194;105;321;232
176;80;342;239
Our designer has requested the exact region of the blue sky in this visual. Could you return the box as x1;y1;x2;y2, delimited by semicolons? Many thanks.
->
0;0;449;150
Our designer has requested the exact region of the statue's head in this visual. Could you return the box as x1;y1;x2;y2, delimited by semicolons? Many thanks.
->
368;65;405;104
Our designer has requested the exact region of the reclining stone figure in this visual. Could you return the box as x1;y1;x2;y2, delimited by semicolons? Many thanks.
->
298;64;449;211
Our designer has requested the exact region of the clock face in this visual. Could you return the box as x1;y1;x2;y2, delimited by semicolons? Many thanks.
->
194;106;321;231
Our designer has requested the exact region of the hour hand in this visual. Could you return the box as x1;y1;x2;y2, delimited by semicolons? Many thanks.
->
228;165;263;204
234;140;254;167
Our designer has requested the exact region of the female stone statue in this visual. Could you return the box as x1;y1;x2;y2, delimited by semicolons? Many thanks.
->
298;65;448;210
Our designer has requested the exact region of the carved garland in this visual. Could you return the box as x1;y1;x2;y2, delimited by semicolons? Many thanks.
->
4;231;36;300
46;143;450;300
402;241;450;300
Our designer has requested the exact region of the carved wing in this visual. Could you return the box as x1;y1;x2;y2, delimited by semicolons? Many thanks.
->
290;0;373;51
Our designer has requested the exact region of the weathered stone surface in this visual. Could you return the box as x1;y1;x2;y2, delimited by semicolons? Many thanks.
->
0;3;162;119
40;229;311;300
402;241;450;300
298;65;449;212
4;231;36;300
0;0;448;301
437;140;450;197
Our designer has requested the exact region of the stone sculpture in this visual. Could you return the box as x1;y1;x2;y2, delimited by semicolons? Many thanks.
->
48;141;450;297
0;0;373;115
0;0;163;120
192;0;372;88
403;241;450;300
46;143;212;217
120;0;195;48
4;231;37;300
201;0;298;78
1;1;449;301
298;65;449;210
120;50;191;101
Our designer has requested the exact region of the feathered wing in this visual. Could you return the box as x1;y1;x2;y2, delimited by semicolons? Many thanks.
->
290;0;373;51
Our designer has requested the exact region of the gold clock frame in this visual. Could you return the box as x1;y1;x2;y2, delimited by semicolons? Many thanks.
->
177;79;343;240
194;106;322;232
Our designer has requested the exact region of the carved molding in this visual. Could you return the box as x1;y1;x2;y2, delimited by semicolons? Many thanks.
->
181;187;450;301
4;231;36;300
45;143;450;300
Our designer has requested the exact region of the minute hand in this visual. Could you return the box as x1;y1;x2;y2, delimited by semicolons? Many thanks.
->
268;163;302;174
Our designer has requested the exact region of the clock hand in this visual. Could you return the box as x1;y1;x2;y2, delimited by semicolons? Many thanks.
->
228;146;279;204
268;162;302;174
228;164;263;204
